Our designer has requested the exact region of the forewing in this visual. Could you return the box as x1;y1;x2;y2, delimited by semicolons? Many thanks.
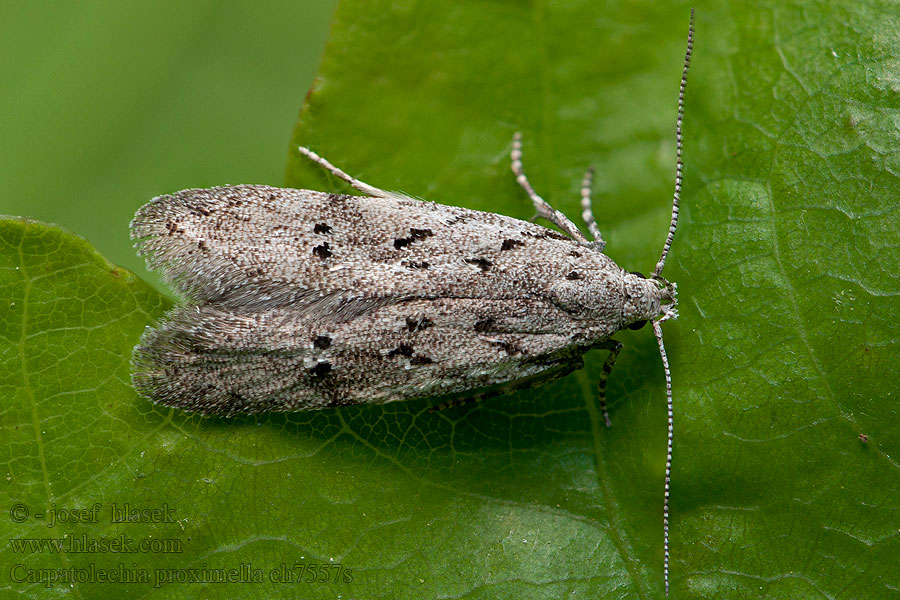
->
132;299;589;416
130;185;610;314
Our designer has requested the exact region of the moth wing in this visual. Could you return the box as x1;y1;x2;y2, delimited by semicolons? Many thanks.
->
130;184;603;316
132;299;589;416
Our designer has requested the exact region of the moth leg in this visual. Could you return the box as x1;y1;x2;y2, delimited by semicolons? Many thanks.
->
595;339;623;428
297;146;391;199
510;133;589;243
579;167;606;250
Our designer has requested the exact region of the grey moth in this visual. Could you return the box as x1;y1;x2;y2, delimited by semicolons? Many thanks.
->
130;12;694;596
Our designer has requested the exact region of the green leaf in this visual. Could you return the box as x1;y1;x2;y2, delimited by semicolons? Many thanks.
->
2;2;899;599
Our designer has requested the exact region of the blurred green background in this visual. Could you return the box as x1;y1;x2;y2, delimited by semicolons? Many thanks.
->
0;1;338;288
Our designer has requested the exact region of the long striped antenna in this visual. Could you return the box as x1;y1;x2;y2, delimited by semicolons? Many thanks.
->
655;307;677;596
654;8;693;279
655;10;693;597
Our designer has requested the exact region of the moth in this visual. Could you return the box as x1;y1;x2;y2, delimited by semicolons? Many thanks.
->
130;13;693;596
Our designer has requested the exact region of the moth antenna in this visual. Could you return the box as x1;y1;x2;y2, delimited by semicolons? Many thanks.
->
653;313;675;597
653;11;693;595
654;8;693;278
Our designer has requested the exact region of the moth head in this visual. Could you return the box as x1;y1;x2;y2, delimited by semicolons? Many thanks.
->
622;271;678;330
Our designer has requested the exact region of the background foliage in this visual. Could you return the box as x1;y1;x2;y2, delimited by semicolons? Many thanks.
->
0;0;337;293
2;1;898;598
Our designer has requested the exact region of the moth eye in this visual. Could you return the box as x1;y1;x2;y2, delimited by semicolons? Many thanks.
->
629;270;646;279
627;319;648;331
